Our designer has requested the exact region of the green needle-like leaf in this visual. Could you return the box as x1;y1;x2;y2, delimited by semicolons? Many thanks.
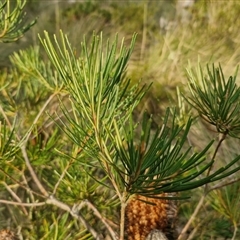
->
186;64;240;138
0;0;36;42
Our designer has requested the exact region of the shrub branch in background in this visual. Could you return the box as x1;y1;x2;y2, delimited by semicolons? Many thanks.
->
178;64;240;240
0;0;36;43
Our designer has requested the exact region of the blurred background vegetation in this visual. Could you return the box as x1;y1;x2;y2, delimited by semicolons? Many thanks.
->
1;0;240;239
2;0;240;116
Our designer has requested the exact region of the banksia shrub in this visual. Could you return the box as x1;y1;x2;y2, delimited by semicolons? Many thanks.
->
1;2;240;238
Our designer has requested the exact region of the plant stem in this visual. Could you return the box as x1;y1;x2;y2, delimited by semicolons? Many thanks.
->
177;194;205;240
2;182;28;215
178;133;227;240
21;93;57;144
46;196;102;239
231;222;238;240
21;145;49;197
206;132;227;176
0;199;45;207
83;200;118;240
120;192;128;240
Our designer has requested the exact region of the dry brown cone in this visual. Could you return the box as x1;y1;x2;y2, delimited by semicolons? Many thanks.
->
0;229;18;240
125;194;178;240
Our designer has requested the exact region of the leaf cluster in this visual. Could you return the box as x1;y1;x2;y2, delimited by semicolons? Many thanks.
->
37;31;240;201
0;0;36;43
113;108;240;199
209;182;240;225
186;64;240;138
39;31;147;167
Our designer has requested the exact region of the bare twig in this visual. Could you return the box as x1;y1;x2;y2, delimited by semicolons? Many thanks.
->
0;195;103;239
46;195;102;240
208;177;240;193
21;173;36;203
232;223;238;240
0;200;46;207
20;93;57;145
52;159;74;195
186;221;202;240
2;182;28;215
206;133;227;176
178;133;227;240
178;194;205;240
21;145;49;197
82;199;118;240
0;167;44;198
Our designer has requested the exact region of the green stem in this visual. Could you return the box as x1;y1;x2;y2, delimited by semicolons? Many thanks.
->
206;132;227;176
231;222;238;240
120;192;128;240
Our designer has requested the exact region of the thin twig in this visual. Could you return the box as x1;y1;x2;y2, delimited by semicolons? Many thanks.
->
0;195;102;239
21;93;57;144
232;223;238;240
21;145;49;197
83;199;118;240
0;167;44;198
2;182;28;215
177;194;205;240
0;104;12;128
52;159;74;195
53;140;87;195
21;173;36;202
0;200;46;207
208;177;240;193
46;196;102;240
186;221;203;240
206;132;227;176
178;133;227;240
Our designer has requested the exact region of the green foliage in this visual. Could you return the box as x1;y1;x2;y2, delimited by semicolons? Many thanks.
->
208;182;240;238
39;31;147;173
0;0;36;43
39;31;240;202
186;64;240;138
0;120;18;159
9;45;62;92
40;213;89;240
63;1;100;19
115;110;212;197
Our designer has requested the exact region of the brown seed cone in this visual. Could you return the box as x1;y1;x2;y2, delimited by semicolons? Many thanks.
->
125;194;178;240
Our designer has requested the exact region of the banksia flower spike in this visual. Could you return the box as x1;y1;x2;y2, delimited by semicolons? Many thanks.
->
125;194;178;240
